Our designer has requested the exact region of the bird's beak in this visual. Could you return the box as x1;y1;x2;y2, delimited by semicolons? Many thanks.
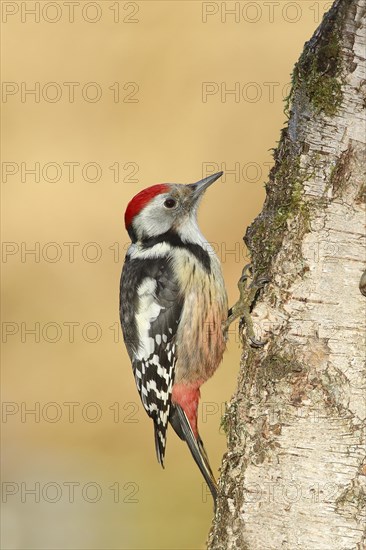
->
188;172;223;201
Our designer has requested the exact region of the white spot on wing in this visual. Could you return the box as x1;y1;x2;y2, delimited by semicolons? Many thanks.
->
146;379;169;402
135;277;165;360
137;278;156;296
156;363;171;384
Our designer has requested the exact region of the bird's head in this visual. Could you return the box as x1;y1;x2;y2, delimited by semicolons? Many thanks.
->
124;172;223;242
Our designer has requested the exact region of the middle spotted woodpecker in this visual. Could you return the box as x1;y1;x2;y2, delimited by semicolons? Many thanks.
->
119;172;228;503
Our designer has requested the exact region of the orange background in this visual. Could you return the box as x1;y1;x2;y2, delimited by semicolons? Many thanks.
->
2;1;330;548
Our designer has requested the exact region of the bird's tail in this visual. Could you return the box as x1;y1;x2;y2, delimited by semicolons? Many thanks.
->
169;403;218;504
153;421;167;468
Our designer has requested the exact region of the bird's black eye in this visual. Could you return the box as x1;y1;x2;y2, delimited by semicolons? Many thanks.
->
164;198;176;209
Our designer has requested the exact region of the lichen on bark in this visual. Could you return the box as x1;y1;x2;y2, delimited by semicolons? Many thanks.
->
286;0;351;117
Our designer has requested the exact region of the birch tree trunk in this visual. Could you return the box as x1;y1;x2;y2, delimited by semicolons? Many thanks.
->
208;0;366;548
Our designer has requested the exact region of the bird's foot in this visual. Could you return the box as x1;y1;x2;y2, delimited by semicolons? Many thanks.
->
224;264;269;347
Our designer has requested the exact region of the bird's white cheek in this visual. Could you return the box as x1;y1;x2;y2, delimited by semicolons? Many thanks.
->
135;210;172;238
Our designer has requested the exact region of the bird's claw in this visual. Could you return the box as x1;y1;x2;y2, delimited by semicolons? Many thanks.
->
224;263;269;347
249;336;268;348
251;275;270;289
241;263;253;279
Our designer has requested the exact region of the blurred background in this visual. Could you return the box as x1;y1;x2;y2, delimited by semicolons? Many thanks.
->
2;1;331;548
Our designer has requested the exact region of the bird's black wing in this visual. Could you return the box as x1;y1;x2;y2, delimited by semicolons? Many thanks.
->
120;254;184;465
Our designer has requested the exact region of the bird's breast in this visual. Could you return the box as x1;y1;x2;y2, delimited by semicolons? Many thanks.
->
172;248;228;384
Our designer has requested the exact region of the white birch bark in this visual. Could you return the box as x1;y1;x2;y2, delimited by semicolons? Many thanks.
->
208;0;366;548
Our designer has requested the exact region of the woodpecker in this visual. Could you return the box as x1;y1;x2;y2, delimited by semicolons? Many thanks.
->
119;172;228;503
